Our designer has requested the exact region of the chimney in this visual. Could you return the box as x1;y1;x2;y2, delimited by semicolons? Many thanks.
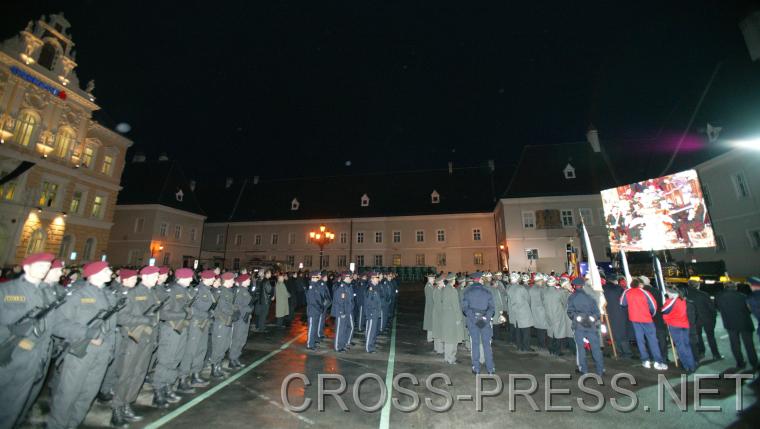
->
448;162;453;175
586;125;601;153
132;152;146;163
253;176;259;185
158;152;169;161
189;180;196;192
225;177;234;189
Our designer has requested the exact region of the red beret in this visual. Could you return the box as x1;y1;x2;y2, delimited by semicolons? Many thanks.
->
120;269;138;279
140;266;160;275
51;259;64;269
236;274;250;283
158;266;170;275
221;272;235;281
21;252;55;266
200;270;216;280
175;268;194;279
83;261;109;278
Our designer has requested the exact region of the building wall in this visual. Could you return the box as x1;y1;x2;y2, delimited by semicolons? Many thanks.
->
670;148;760;277
200;212;497;273
499;195;609;273
107;204;205;268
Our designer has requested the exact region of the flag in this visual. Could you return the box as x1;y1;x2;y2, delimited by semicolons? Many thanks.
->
620;249;633;288
652;253;667;302
581;221;607;313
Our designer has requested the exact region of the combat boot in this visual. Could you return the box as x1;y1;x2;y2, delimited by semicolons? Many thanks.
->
123;404;143;422
110;406;129;427
191;372;210;387
152;388;170;409
165;386;182;404
211;364;226;378
176;377;196;394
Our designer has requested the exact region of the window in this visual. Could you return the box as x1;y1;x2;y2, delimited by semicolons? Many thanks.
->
702;184;711;207
431;190;440;204
415;254;426;266
374;255;383;266
563;163;576;179
190;228;197;241
37;42;58;70
526;249;539;260
360;193;369;207
598;208;606;226
375;231;383;243
0;170;17;201
81;146;95;167
748;229;760;250
271;233;279;245
437;252;447;266
162;252;171;266
472;228;482;241
134;217;145;233
159;223;168;237
101;155;114;176
283;255;293;267
58;235;73;258
255;234;262;245
54;128;75;158
339;232;347;244
393;231;401;243
337;255;347;267
321;255;330;267
733;173;750;198
392;254;401;266
14;111;39;147
91;195;105;218
522;211;535;229
38;181;59;207
215;233;222;245
304;255;313;267
174;225;182;239
288;232;295;245
561;209;574;227
357;232;364;244
127;249;143;265
234;234;242;246
83;237;95;261
715;235;726;252
356;255;364;267
291;198;299;211
436;229;445;242
473;252;484;265
26;228;45;255
579;208;593;226
416;230;424;243
233;258;240;270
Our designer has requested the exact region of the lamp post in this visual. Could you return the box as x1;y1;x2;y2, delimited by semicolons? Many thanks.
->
308;224;335;270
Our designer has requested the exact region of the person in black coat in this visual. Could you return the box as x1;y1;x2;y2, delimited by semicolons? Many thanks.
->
603;277;634;359
643;278;670;363
685;280;722;360
715;283;758;369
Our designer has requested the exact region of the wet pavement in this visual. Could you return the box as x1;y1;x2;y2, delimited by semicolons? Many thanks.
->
22;283;760;429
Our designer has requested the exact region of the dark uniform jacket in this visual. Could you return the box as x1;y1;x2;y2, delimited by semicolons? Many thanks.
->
215;287;236;326
716;289;755;332
189;283;215;326
306;281;324;317
159;283;192;331
118;283;160;342
59;282;120;352
363;285;382;319
567;288;600;331
687;288;717;327
331;283;354;318
603;283;633;340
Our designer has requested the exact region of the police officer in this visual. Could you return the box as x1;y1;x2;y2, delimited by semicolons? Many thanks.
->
462;272;495;374
208;272;236;378
112;267;161;420
152;267;194;404
353;273;366;333
332;272;355;352
306;271;325;350
48;261;120;429
178;269;215;390
229;274;253;368
317;273;331;341
364;272;383;353
567;278;604;376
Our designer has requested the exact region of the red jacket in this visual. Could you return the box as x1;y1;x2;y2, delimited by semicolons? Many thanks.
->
620;287;657;323
662;297;689;328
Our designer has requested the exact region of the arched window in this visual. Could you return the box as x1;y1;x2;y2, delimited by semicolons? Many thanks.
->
58;234;74;259
14;111;39;147
26;228;46;255
38;42;59;70
82;237;95;261
54;128;75;158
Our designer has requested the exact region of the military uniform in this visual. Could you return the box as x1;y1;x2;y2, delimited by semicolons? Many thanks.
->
317;279;331;340
423;276;436;343
462;274;495;374
363;274;383;353
99;280;129;399
353;277;366;333
332;278;355;352
435;275;465;364
209;279;236;377
229;280;253;366
567;284;604;376
179;279;214;385
543;280;574;356
152;281;192;397
306;276;324;350
529;277;549;350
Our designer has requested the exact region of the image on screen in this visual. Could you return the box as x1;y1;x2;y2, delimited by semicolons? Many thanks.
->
601;169;716;252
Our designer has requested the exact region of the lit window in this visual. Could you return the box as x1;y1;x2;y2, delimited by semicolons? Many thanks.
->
374;255;383;266
38;181;59;207
415;254;426;266
436;229;445;242
59;235;73;259
134;217;145;233
340;232;347;244
321;255;330;267
474;252;484;265
561;210;574;227
564;163;576;179
579;208;593;226
393;231;401;243
83;237;95;261
174;225;182;239
357;232;364;244
255;234;262;245
101;155;114;176
522;211;535;229
54;128;75;158
392;254;401;266
416;230;424;242
437;253;447;266
82;146;95;167
355;255;364;267
472;228;482;241
0;170;17;201
159;223;168;237
304;255;313;267
26;228;45;255
287;255;295;267
91;195;104;218
14;111;39;147
291;198;299;210
375;232;383;243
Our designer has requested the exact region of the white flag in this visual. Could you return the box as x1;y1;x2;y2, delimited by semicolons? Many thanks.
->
654;255;666;302
620;249;633;288
581;221;606;313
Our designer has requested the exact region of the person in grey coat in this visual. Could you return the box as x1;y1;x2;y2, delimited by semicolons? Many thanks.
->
505;272;521;347
510;274;535;352
229;274;254;368
542;276;574;356
423;273;436;343
529;274;549;351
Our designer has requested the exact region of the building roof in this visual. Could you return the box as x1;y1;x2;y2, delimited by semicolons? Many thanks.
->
195;166;499;223
117;160;205;216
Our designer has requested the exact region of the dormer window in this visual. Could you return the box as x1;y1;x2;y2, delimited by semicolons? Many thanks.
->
564;163;576;179
291;198;300;211
431;190;440;204
175;189;184;202
360;193;370;207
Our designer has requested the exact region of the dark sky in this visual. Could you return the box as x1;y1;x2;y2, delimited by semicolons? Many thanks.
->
2;1;759;180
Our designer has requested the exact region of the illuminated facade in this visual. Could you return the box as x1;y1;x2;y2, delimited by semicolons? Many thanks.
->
0;13;131;267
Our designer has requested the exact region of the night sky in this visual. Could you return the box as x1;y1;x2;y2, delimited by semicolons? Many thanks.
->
2;1;759;180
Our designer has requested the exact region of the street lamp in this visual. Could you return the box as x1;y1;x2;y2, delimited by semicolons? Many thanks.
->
308;224;335;270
